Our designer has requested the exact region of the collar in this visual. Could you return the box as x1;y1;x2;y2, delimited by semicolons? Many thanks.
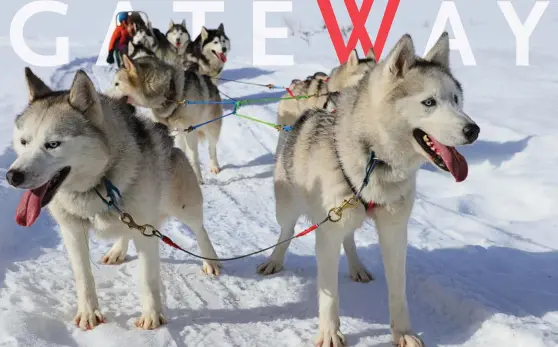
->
333;146;384;211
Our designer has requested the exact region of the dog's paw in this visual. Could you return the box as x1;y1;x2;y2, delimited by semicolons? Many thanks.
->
210;165;221;174
397;334;425;347
315;327;346;347
101;243;128;265
257;259;284;275
135;310;167;330
349;264;374;283
74;309;105;330
202;260;221;276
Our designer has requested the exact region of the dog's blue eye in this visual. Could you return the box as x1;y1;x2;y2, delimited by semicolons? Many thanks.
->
422;98;437;107
45;141;61;150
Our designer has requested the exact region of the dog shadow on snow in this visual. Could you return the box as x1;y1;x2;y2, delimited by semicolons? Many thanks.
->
0;147;61;287
111;242;558;346
219;67;276;83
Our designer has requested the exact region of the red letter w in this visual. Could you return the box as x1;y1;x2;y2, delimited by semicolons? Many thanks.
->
318;0;401;64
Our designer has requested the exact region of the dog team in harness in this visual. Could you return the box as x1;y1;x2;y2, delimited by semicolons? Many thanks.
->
6;7;483;347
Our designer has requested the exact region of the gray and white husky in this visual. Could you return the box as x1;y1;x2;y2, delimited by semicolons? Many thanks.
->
6;68;221;330
185;23;230;82
108;55;223;184
131;21;188;67
258;33;480;347
166;19;191;56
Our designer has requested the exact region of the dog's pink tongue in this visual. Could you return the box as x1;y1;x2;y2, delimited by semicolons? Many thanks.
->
16;185;49;227
430;136;469;182
218;53;227;63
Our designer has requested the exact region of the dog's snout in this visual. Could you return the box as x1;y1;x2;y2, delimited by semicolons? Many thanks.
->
176;38;181;43
222;47;227;53
6;169;25;187
463;123;480;144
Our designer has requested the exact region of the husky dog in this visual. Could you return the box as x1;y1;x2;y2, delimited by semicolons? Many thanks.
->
6;68;221;330
258;33;480;346
131;21;184;67
185;23;230;82
327;48;376;92
108;55;223;184
275;49;376;153
128;41;155;60
277;48;376;127
166;19;191;56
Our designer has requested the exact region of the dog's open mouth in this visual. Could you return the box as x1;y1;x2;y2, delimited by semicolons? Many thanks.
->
175;41;181;47
212;50;227;63
16;167;71;227
413;129;468;182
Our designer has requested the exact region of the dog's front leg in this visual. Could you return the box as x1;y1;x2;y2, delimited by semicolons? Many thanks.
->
315;227;346;347
132;233;167;329
374;200;425;347
50;205;104;330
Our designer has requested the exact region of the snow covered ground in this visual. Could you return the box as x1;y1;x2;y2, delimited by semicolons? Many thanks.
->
0;0;557;346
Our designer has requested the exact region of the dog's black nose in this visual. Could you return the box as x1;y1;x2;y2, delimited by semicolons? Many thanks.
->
176;38;181;43
463;123;480;143
6;169;25;187
222;47;227;53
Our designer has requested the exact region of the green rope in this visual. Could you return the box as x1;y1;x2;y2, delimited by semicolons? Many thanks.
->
235;113;282;130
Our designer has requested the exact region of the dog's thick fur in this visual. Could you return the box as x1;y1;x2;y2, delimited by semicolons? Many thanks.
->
7;68;221;330
185;24;230;83
258;33;480;346
108;55;223;184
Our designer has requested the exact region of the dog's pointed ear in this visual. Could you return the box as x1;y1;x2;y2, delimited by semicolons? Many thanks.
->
169;20;175;30
25;67;52;102
181;19;186;28
68;70;100;114
218;23;224;32
366;46;376;62
347;49;359;67
424;32;450;69
383;34;415;78
200;26;209;41
122;54;137;77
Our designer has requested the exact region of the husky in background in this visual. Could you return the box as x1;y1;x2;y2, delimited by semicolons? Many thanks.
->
6;68;221;330
108;55;223;185
128;40;155;60
185;24;231;82
258;33;480;346
166;19;190;57
275;49;376;153
130;21;187;67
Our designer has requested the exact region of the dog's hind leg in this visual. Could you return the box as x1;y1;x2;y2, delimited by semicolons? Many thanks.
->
182;132;203;184
343;232;374;283
204;113;222;174
258;178;300;275
166;149;221;275
102;236;130;265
